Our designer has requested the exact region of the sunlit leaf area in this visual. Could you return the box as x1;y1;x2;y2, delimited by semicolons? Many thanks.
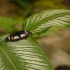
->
0;0;70;70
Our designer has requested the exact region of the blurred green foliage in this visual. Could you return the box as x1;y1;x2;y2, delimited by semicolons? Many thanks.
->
0;0;70;34
9;0;38;17
0;17;23;33
9;0;70;16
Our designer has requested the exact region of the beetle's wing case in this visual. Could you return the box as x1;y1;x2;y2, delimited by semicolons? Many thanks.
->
13;36;19;40
8;36;10;40
20;34;25;37
4;30;32;42
4;36;10;42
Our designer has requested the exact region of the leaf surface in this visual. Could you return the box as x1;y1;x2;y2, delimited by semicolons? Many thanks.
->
22;9;70;36
0;35;53;70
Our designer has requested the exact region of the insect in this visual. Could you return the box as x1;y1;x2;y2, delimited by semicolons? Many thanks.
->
4;30;32;42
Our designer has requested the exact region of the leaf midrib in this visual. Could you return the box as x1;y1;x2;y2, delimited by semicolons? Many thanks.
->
0;47;17;70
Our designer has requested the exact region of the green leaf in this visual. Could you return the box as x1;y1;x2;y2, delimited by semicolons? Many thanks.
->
0;35;53;70
22;9;70;36
0;17;23;32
